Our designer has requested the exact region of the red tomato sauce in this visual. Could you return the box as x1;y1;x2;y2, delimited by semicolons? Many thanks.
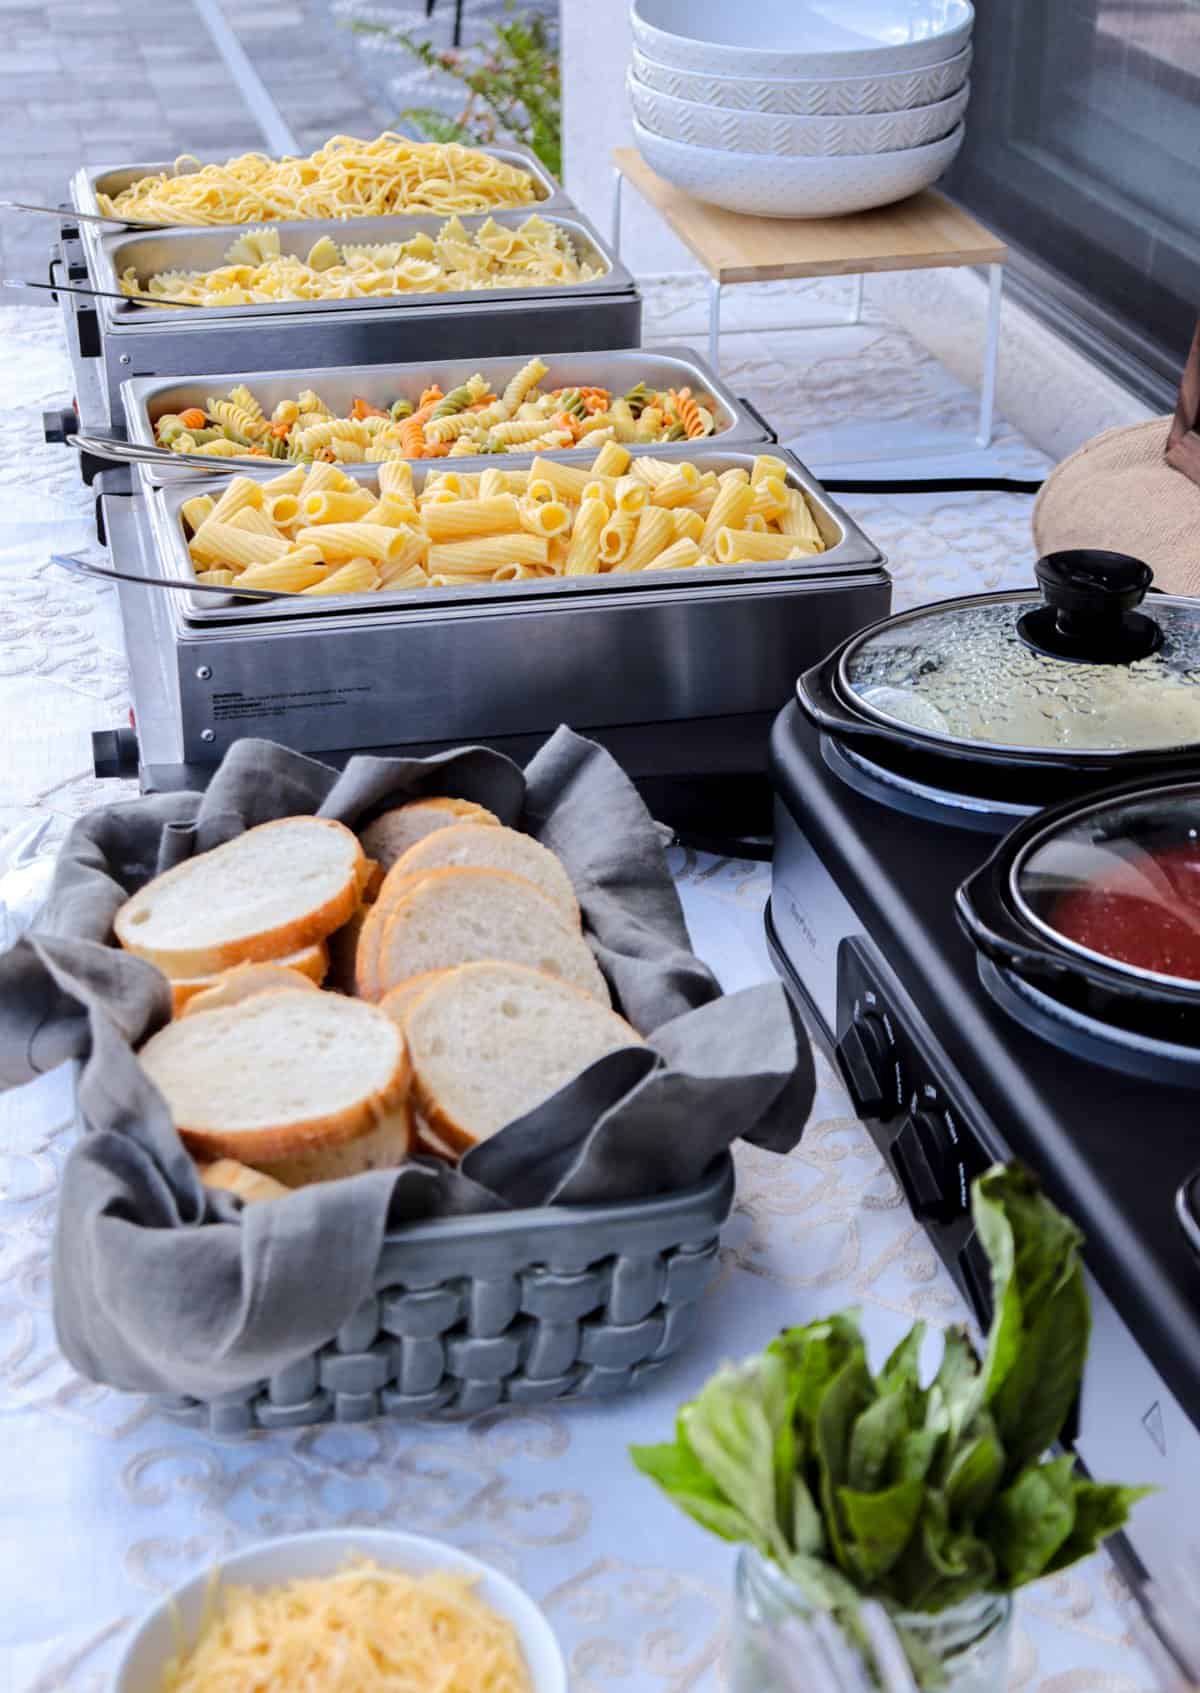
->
1050;844;1200;980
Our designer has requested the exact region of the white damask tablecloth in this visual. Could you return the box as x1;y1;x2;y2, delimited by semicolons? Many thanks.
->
0;295;1155;1692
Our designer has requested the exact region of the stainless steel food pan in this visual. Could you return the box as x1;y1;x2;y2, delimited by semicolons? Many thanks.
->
70;144;566;224
144;446;882;627
121;346;771;482
93;209;628;327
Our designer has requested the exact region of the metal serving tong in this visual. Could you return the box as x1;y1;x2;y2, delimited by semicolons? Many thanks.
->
0;198;167;231
72;435;259;475
50;553;287;602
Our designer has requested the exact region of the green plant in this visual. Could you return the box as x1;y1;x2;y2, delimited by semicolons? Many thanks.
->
632;1165;1149;1643
351;6;561;178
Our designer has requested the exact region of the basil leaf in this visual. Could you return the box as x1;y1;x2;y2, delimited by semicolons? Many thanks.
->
682;1365;783;1556
985;1454;1077;1588
838;1478;925;1584
943;1423;1005;1527
813;1350;873;1574
770;1313;864;1424
629;1440;757;1544
992;1265;1089;1476
847;1391;909;1494
891;1491;996;1614
792;1474;826;1557
880;1322;926;1392
973;1165;1084;1409
892;1426;941;1486
931;1326;984;1451
1044;1479;1154;1575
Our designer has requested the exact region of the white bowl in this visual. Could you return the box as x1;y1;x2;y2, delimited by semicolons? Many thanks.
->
632;116;965;219
631;0;974;80
630;42;973;116
629;68;969;156
112;1529;567;1693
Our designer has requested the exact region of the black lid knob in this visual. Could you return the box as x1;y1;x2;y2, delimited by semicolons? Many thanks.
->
1017;549;1163;663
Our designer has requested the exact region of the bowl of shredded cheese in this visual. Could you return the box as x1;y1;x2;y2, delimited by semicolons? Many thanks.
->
112;1528;566;1693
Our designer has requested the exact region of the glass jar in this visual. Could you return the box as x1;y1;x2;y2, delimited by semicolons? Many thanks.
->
729;1546;1013;1693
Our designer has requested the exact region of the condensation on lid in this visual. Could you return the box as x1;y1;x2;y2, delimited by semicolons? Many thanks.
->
843;596;1200;755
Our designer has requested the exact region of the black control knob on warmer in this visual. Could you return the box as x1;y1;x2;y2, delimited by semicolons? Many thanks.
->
836;1010;894;1119
892;1108;960;1223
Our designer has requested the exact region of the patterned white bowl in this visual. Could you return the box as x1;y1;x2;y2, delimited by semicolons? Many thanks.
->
628;69;969;156
630;43;972;116
632;116;966;219
630;0;974;80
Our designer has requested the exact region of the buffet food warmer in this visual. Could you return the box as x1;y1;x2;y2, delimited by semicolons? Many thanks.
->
766;551;1200;1600
94;444;889;793
119;346;776;486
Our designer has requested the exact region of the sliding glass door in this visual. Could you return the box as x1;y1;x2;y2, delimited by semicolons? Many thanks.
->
945;0;1200;399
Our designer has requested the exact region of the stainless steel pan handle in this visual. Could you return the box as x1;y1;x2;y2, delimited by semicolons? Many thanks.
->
71;435;263;475
50;553;287;601
0;199;166;231
2;278;202;307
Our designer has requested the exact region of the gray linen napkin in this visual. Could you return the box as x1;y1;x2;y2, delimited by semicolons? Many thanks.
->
0;729;814;1399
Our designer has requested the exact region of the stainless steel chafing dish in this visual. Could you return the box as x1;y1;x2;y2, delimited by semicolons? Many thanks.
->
120;346;773;484
70;144;567;226
52;208;640;431
91;209;629;322
94;446;890;791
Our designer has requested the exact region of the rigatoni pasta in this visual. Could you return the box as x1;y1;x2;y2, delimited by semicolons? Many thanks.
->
178;453;827;599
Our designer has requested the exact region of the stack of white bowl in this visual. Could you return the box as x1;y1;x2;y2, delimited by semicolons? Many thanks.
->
628;0;974;219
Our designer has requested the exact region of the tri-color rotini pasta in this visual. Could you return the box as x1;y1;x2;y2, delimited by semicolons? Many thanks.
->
179;450;827;599
154;357;723;463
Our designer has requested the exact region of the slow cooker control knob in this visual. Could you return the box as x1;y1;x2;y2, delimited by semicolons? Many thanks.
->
836;1010;895;1120
892;1109;961;1223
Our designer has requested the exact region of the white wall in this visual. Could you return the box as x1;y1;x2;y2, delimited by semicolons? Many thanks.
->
560;0;701;275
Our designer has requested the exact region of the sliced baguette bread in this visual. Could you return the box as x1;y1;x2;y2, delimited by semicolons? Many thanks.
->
116;818;365;977
138;987;410;1163
405;962;642;1151
199;1158;291;1204
360;797;501;872
389;824;580;929
170;941;328;1014
379;969;457;1029
255;1101;413;1186
178;953;325;1017
372;868;609;1005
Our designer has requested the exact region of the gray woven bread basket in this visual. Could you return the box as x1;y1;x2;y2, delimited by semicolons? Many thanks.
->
157;1155;734;1433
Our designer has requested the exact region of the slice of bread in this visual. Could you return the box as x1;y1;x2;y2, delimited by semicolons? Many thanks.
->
138;987;410;1163
326;907;368;996
353;872;443;999
379;969;457;1029
178;952;325;1017
199;1158;291;1205
405;962;642;1151
116;818;365;977
360;797;501;872
390;825;580;929
372;868;609;1005
255;1101;413;1186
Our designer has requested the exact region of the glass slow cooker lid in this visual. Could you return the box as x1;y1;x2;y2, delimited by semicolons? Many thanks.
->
841;554;1200;757
1013;783;1200;988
